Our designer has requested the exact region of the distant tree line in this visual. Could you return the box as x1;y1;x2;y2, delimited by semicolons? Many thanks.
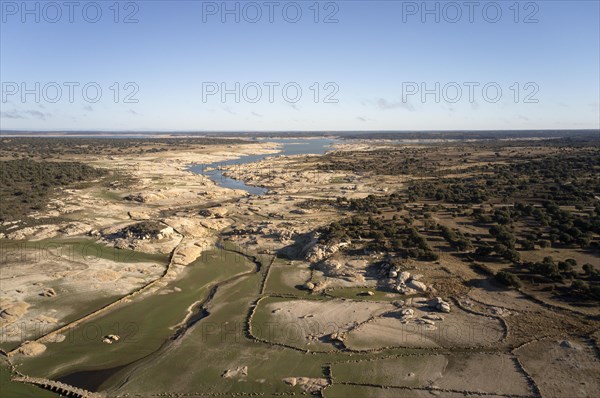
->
0;137;251;158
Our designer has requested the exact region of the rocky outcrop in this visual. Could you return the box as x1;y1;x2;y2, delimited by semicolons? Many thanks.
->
222;366;248;379
407;279;428;292
124;192;165;203
397;271;411;284
40;288;57;297
431;297;451;313
330;332;346;342
18;341;47;356
282;377;329;394
381;267;430;295
199;207;228;218
0;301;29;325
303;280;329;293
102;334;120;344
423;314;444;321
316;258;343;274
399;308;415;321
305;239;348;263
5;225;61;241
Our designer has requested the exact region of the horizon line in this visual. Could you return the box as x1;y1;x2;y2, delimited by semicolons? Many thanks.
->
2;128;599;134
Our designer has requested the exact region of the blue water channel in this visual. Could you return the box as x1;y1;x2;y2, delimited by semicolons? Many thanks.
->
188;138;336;195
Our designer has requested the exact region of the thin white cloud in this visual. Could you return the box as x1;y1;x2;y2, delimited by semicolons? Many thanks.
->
376;98;414;111
0;109;50;120
0;111;25;119
222;106;236;115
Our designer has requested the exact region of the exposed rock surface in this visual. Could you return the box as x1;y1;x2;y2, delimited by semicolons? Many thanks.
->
282;377;329;393
41;288;57;297
0;301;29;325
383;269;431;295
305;241;347;263
18;341;47;356
400;308;415;320
431;297;452;313
222;366;248;379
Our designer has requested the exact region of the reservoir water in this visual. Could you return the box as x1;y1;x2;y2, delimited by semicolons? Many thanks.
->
189;138;336;195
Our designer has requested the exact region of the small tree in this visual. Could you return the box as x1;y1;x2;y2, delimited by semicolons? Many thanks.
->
495;271;522;289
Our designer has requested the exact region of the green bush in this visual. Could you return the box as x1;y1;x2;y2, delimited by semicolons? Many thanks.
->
495;271;522;288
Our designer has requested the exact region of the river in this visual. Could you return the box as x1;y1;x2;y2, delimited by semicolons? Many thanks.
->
188;138;336;195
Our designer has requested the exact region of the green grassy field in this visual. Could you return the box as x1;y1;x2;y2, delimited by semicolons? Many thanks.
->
13;248;254;384
106;263;347;396
103;247;411;396
262;259;313;297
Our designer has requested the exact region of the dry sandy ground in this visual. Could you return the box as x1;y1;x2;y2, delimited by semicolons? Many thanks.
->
344;303;504;350
332;353;533;396
0;247;164;346
3;142;279;243
256;298;396;350
223;153;405;199
515;338;600;398
324;385;509;398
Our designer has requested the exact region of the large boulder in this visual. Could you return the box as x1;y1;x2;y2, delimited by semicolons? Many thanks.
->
18;341;47;356
431;297;451;313
199;207;228;218
395;284;417;295
317;258;344;276
222;366;248;378
0;301;29;325
398;271;411;284
407;279;428;292
305;241;347;263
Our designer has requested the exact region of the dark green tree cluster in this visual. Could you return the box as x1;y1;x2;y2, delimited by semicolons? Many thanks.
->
543;202;597;247
319;216;438;261
527;256;577;281
318;148;439;176
0;159;107;222
407;179;489;204
473;201;599;250
488;224;520;262
495;271;522;288
121;221;165;238
0;137;250;158
408;150;599;206
438;225;473;251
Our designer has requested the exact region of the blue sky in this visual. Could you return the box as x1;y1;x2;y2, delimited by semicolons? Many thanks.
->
1;0;599;131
